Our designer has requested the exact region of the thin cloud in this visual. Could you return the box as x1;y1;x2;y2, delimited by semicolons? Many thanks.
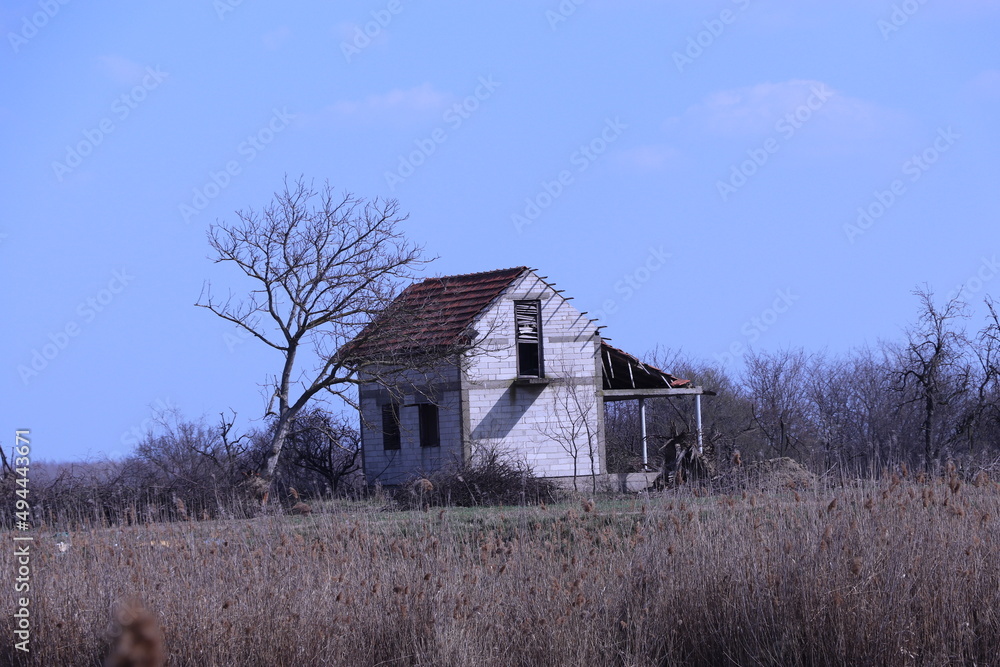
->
335;21;389;48
301;83;452;129
263;26;291;51
97;55;147;85
615;145;681;171
967;70;1000;99
665;79;913;149
331;83;450;117
941;0;1000;14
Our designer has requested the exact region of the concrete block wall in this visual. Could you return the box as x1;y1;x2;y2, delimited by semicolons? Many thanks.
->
360;364;463;486
462;271;606;478
463;383;602;477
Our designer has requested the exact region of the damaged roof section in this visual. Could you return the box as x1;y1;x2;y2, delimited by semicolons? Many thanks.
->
601;342;691;390
340;267;527;363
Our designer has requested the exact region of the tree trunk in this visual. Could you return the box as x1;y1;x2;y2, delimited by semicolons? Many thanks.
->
262;413;295;490
923;397;935;472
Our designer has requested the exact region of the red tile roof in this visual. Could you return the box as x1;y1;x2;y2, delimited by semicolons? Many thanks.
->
341;267;528;362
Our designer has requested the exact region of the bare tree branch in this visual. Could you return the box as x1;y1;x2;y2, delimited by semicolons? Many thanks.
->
195;176;470;492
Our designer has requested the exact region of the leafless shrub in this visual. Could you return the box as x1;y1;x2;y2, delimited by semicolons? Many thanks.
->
394;448;558;508
249;409;363;501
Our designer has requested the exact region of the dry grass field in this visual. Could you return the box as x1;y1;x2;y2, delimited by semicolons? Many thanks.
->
4;473;1000;666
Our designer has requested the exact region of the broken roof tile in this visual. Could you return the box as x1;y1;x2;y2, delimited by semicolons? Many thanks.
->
341;267;527;361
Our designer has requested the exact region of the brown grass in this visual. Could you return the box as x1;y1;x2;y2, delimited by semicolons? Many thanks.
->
4;476;1000;666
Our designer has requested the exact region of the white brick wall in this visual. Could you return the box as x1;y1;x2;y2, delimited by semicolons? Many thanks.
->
462;271;605;478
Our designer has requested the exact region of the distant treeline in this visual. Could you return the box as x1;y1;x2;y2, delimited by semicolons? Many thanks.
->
608;289;1000;476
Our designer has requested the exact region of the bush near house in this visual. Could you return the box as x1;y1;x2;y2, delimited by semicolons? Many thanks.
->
392;448;558;509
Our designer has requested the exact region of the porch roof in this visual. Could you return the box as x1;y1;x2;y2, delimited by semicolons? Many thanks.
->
599;341;714;400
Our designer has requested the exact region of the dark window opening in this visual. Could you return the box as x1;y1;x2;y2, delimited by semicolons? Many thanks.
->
381;403;400;450
515;300;542;377
418;404;440;448
517;343;540;377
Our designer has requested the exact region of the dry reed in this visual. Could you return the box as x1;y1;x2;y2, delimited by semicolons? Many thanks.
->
3;475;999;666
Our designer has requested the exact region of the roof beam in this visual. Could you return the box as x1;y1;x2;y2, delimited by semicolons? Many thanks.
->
601;386;714;401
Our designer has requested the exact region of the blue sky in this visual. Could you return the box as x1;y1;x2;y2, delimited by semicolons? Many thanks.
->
3;0;998;462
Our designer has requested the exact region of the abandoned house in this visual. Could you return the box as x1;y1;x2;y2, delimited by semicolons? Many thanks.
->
340;267;709;487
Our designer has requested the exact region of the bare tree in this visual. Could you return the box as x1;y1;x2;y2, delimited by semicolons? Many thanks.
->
280;410;361;496
0;446;13;480
954;297;1000;457
804;354;856;470
893;287;973;470
197;177;440;491
978;299;1000;449
129;410;250;508
743;348;813;459
645;349;758;467
603;400;641;472
539;373;600;493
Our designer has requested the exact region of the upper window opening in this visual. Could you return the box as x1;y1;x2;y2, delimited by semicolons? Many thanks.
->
515;300;542;377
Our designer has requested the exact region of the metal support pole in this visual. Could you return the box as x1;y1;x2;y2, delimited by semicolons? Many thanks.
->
639;397;648;470
695;393;704;455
